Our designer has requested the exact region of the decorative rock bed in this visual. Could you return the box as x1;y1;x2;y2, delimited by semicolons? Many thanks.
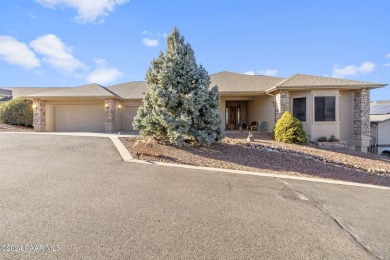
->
224;137;389;176
120;133;390;187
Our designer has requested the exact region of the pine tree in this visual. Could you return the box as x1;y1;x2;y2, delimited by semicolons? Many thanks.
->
133;27;224;146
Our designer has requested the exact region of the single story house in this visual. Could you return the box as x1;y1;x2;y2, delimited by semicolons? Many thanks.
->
4;71;387;152
0;88;12;103
370;100;390;155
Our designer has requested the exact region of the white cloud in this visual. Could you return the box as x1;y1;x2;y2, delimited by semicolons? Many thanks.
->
386;53;390;59
94;58;107;66
384;63;390;67
87;67;122;84
30;34;85;73
258;69;278;76
142;38;159;47
243;69;278;76
35;0;129;24
163;33;168;38
332;61;375;78
142;30;151;36
0;35;40;69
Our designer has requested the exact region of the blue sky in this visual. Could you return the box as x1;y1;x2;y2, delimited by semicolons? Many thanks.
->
0;0;389;100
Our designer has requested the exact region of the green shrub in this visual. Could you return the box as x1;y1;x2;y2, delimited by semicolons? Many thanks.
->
328;135;339;142
273;112;307;144
317;136;328;142
0;98;33;126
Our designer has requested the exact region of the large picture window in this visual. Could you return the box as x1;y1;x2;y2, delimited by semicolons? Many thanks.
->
292;97;306;122
315;96;336;121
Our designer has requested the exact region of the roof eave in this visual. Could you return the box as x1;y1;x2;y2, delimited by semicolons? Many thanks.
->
21;95;124;101
220;91;267;96
266;84;387;93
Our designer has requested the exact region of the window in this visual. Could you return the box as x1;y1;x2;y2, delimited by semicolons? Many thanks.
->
293;97;306;122
315;96;336;121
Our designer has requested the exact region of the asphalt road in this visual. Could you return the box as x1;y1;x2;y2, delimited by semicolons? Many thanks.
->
0;133;389;259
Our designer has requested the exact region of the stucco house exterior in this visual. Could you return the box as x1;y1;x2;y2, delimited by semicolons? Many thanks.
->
0;88;12;103
4;71;387;152
370;100;390;155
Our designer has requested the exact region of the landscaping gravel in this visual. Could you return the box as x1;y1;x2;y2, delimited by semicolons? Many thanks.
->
0;123;33;132
120;132;390;187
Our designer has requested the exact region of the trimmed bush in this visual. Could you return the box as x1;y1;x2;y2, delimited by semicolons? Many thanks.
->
273;112;307;144
0;98;33;126
317;136;328;142
328;135;339;142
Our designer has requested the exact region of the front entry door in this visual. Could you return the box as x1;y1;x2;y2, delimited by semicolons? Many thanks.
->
228;106;237;126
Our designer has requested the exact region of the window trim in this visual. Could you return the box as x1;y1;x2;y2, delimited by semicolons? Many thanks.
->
313;94;338;123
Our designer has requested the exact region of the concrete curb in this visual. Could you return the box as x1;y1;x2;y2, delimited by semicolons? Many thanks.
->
0;131;138;138
108;137;390;190
109;137;133;161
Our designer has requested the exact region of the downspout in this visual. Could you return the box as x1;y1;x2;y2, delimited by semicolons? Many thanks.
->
370;123;378;154
266;89;276;124
376;123;379;154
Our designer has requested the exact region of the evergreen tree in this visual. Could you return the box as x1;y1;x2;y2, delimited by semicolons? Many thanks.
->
133;27;224;146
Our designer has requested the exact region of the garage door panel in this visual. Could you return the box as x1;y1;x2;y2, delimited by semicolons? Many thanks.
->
123;107;138;131
54;106;105;132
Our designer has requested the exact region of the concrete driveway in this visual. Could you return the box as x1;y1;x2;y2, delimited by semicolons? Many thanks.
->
0;133;389;259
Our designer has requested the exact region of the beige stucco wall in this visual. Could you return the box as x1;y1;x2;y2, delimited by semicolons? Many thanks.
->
339;90;354;146
287;89;356;146
378;120;390;153
35;90;358;145
247;95;274;131
308;90;340;142
44;100;106;132
370;121;390;154
114;100;123;131
122;101;142;130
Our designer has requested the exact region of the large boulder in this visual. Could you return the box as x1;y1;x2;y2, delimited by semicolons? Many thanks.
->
132;139;163;157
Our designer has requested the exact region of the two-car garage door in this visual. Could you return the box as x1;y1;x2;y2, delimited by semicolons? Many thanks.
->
54;106;105;132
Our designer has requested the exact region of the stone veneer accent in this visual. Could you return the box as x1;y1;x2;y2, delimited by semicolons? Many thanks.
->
353;88;370;152
317;141;347;149
275;90;289;121
33;99;46;132
105;98;115;132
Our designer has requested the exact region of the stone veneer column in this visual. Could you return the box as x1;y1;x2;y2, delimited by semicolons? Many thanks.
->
33;99;46;132
353;88;370;153
105;98;115;132
275;90;289;121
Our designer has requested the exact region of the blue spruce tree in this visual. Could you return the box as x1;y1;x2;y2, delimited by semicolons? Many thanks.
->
133;27;224;146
